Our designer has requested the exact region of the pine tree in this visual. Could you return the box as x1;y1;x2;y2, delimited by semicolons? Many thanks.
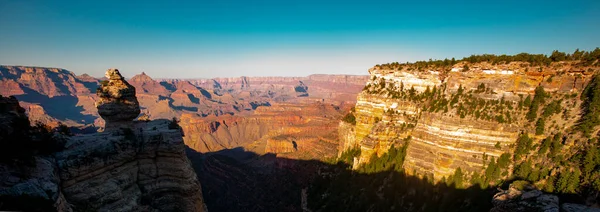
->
583;146;598;182
535;118;545;135
566;169;581;193
452;167;464;188
557;171;571;193
524;95;532;108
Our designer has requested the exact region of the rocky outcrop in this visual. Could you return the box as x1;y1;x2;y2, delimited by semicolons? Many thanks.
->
96;69;141;130
491;183;559;212
1;74;207;211
491;182;599;212
57;120;206;211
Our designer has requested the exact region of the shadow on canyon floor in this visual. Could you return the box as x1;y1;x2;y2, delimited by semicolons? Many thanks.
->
185;147;496;212
15;87;97;124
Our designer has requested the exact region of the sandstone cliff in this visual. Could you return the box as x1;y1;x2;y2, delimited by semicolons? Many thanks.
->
342;60;598;181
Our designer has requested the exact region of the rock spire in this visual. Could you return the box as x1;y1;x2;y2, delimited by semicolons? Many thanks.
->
95;68;140;130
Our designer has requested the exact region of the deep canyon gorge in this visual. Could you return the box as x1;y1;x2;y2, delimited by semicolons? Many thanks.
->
2;49;600;212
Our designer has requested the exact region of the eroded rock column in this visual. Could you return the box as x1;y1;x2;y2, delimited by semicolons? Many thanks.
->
95;68;140;130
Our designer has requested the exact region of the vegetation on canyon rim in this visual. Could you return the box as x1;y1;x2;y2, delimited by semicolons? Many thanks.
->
375;48;600;70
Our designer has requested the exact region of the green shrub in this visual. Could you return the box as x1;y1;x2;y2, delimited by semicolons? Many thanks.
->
338;147;361;164
342;112;356;125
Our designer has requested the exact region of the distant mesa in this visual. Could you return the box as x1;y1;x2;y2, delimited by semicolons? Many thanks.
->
95;68;140;130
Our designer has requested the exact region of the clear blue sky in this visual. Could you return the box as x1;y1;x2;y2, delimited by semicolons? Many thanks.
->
1;0;599;78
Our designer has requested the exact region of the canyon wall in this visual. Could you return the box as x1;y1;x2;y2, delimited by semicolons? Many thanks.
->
343;61;595;180
181;102;345;160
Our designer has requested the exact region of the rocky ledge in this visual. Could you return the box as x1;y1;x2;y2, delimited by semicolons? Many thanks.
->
56;119;206;211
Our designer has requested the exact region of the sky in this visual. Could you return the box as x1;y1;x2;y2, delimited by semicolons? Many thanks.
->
1;0;600;78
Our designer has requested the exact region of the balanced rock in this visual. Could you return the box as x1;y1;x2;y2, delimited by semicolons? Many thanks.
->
95;69;140;130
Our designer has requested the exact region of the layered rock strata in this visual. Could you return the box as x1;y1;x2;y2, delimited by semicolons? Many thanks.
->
343;61;595;180
57;119;206;211
96;69;140;130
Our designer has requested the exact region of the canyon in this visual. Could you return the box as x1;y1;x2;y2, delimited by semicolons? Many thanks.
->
0;66;367;158
0;65;369;211
2;50;600;211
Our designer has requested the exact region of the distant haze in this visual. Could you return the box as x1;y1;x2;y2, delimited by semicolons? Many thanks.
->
1;0;599;78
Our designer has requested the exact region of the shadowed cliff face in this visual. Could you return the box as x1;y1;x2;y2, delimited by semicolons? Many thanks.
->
0;66;100;127
186;147;495;212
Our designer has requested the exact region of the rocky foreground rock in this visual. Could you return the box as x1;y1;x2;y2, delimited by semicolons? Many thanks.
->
0;69;206;211
491;182;599;212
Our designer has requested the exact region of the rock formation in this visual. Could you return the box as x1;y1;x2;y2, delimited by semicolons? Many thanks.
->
56;119;206;211
1;73;207;211
491;182;599;212
96;69;141;130
129;72;170;95
491;182;559;212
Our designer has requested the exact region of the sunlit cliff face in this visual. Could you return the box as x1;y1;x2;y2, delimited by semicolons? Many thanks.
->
342;61;595;180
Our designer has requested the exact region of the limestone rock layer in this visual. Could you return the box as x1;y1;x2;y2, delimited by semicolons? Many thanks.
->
57;120;206;212
343;62;594;180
